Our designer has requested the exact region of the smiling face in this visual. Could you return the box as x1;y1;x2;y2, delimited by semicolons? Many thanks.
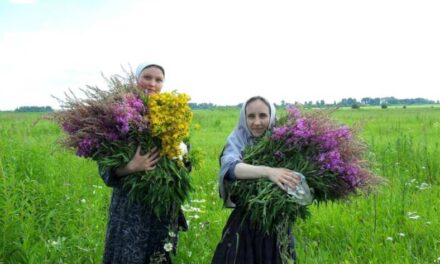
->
137;66;164;94
245;98;271;137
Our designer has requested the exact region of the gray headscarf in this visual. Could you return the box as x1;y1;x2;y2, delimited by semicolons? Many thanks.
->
219;96;276;207
135;62;165;80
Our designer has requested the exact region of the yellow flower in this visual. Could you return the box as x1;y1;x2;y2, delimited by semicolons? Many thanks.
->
147;92;193;164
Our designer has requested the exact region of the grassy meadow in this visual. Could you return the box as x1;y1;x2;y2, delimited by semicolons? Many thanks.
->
0;106;439;263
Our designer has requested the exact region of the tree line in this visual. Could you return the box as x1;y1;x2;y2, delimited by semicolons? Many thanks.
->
14;106;54;112
190;97;438;109
9;97;439;112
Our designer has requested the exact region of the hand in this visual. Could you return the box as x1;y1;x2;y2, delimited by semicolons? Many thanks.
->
128;146;160;172
116;146;160;176
266;168;300;191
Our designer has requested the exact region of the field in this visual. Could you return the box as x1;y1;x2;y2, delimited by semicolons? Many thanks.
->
0;107;439;263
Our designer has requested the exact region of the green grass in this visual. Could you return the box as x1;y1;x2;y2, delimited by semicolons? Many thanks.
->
0;107;439;263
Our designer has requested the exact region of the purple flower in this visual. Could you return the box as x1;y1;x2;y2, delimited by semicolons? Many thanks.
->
112;97;144;135
272;126;289;140
274;150;285;160
317;150;343;172
76;138;99;157
62;122;77;133
123;94;145;114
336;126;351;140
341;164;362;189
291;118;313;140
287;106;300;119
105;132;119;141
316;130;340;150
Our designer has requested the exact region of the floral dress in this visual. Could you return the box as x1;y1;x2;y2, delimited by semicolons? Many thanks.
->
99;167;187;264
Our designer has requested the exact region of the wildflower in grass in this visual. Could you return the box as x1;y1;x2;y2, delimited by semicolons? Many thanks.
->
163;242;173;252
386;237;393;241
47;236;66;249
168;231;176;238
407;212;420;220
417;182;430;190
398;233;405;237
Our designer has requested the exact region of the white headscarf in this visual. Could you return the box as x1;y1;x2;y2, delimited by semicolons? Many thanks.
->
219;96;276;207
135;62;165;80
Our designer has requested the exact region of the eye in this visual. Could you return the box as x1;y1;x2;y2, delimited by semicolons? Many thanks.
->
247;113;256;119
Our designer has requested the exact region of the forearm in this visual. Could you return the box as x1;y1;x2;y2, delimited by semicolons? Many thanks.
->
234;163;300;191
114;163;137;178
234;163;271;180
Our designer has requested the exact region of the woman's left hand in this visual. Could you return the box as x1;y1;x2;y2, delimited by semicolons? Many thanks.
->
266;167;300;191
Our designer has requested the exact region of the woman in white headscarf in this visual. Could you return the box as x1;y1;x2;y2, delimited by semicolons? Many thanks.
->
212;96;300;264
99;62;188;264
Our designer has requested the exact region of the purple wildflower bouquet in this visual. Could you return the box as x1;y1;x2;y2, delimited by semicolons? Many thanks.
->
229;105;380;259
53;73;193;219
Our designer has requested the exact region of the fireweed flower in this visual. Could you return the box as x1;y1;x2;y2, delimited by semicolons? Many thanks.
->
112;94;145;135
76;138;99;157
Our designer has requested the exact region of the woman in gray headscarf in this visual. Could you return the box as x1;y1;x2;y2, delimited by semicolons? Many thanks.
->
99;62;188;264
212;96;300;264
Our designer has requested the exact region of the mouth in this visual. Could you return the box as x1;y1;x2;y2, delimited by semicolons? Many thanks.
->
252;128;265;135
144;89;157;95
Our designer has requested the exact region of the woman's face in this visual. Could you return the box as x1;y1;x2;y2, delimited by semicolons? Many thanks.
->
137;66;164;94
245;99;270;137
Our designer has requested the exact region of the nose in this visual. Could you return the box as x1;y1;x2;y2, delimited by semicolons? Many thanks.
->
254;117;262;125
147;80;156;87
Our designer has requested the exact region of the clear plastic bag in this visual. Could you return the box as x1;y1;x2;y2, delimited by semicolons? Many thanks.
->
285;172;313;205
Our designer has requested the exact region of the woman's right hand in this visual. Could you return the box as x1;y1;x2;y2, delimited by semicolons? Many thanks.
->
266;167;300;191
115;146;160;177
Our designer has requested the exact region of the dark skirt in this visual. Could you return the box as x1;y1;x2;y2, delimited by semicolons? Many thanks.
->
212;208;297;264
102;188;187;264
99;167;187;264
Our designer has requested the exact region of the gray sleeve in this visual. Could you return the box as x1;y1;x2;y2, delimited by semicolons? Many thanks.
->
224;160;240;181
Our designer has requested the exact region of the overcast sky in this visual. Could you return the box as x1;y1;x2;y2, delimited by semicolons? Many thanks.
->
1;0;439;110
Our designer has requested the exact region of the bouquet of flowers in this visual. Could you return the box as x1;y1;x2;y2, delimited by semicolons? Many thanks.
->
228;105;380;259
52;73;193;219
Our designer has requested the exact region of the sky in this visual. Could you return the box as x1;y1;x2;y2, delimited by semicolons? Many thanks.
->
1;0;439;110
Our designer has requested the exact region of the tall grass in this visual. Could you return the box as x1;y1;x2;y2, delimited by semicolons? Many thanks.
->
0;107;439;263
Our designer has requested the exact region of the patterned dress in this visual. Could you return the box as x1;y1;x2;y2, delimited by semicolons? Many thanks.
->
99;167;187;264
